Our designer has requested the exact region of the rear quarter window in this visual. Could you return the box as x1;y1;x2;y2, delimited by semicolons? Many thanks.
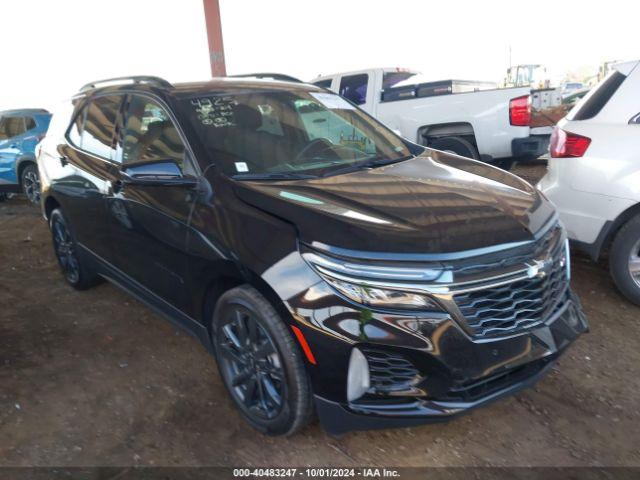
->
568;71;626;121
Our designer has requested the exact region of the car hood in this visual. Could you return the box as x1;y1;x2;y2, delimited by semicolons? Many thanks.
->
234;149;555;255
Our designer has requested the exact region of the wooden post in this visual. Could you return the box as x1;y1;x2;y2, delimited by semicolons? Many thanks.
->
203;0;226;77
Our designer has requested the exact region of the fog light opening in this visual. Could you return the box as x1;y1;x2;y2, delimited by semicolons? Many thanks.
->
347;347;370;402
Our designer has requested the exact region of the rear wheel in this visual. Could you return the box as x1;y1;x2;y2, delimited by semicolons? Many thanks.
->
430;136;479;160
50;209;99;290
609;215;640;305
21;164;40;204
212;285;313;436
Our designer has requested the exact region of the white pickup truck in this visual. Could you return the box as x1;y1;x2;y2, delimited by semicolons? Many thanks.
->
311;68;550;169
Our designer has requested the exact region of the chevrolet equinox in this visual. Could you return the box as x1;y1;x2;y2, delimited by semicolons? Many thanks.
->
37;75;588;436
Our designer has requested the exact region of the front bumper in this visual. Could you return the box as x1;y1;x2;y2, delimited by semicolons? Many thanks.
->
304;295;587;435
512;134;550;160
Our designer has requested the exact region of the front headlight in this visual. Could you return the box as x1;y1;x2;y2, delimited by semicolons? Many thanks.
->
303;251;444;311
321;273;440;311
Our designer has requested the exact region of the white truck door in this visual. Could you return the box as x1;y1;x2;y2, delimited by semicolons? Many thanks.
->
337;72;376;114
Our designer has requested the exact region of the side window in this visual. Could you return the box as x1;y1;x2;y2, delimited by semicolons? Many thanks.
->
0;117;7;140
24;117;36;132
313;79;332;89
0;117;27;140
630;113;640;125
122;95;187;171
339;74;369;105
67;107;85;147
81;95;123;160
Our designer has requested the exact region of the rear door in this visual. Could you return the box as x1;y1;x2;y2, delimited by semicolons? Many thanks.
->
56;94;124;262
107;93;197;311
0;116;27;187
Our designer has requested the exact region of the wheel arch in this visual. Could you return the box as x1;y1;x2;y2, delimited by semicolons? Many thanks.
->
199;261;301;339
417;122;477;147
591;202;640;260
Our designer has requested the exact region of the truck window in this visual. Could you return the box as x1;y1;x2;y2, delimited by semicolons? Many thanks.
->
339;74;368;105
313;79;332;89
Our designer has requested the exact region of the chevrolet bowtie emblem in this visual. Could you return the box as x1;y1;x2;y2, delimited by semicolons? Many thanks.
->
526;258;553;279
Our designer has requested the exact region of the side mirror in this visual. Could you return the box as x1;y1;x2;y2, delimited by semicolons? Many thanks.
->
121;160;198;188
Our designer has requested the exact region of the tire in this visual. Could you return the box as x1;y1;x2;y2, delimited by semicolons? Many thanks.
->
20;163;40;205
430;136;479;160
49;209;99;290
211;285;313;436
609;215;640;305
0;193;7;202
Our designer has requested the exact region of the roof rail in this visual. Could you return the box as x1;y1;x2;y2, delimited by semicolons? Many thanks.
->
229;73;303;83
79;76;173;93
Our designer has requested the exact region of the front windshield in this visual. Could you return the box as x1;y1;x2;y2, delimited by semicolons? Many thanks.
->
179;88;412;178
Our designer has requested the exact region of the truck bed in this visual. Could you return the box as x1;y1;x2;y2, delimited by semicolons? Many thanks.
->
381;79;497;103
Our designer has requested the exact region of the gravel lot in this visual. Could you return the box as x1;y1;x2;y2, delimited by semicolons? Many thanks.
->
1;163;639;468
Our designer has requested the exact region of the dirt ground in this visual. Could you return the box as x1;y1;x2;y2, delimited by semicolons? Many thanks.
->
1;163;639;468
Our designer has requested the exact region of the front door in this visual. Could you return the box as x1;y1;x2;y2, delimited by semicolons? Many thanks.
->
107;93;197;311
55;95;124;263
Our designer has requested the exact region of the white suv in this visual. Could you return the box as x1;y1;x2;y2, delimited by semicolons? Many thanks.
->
538;60;640;304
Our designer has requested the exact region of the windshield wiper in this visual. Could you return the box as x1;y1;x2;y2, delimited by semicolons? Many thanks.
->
232;172;317;181
321;155;414;177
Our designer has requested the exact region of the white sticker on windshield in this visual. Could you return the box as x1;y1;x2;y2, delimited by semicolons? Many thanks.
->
235;162;249;173
310;92;355;110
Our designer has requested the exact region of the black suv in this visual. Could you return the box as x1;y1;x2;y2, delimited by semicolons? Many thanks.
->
38;75;587;436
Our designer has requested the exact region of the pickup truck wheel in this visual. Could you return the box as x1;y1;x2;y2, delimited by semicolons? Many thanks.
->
609;215;640;305
430;137;479;160
212;285;313;436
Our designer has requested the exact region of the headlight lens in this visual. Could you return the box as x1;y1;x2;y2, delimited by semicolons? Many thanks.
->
320;273;441;311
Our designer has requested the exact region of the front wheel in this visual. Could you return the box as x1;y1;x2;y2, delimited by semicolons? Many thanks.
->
21;164;40;205
609;215;640;305
212;285;313;436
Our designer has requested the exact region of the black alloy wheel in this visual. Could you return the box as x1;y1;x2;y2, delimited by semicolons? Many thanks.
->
216;303;286;420
49;209;99;290
51;211;80;284
212;285;313;436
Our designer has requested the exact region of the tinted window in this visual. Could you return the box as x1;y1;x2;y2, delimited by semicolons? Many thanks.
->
67;107;85;147
123;95;186;170
339;74;368;105
81;96;123;160
569;71;626;121
313;79;332;89
382;72;416;89
0;117;26;140
25;117;37;131
630;113;640;125
179;90;410;178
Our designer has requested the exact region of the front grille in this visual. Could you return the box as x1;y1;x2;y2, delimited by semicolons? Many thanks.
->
362;348;420;393
452;224;569;338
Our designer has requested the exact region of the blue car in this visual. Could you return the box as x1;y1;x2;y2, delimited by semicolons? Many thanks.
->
0;109;51;203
